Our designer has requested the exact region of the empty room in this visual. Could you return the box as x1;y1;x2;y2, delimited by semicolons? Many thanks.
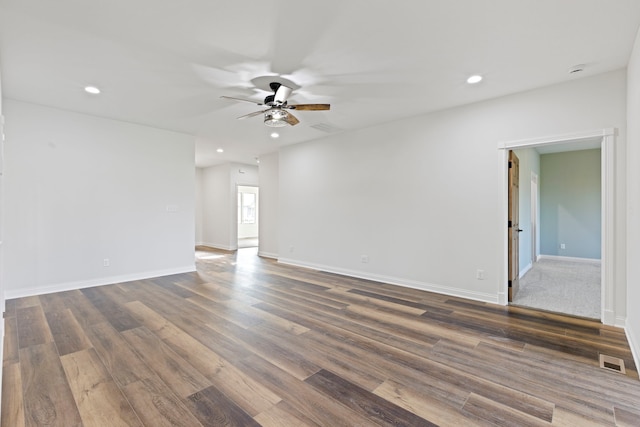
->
1;1;640;426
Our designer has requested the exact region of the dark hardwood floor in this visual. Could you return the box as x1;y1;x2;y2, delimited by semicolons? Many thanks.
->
2;246;640;426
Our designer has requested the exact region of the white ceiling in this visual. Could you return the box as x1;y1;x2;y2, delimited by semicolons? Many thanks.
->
1;0;639;168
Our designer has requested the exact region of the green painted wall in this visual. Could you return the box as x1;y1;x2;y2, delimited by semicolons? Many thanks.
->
539;149;601;259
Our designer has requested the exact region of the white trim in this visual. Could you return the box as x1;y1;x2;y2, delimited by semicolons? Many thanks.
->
530;172;539;266
258;251;278;259
499;128;616;325
537;255;601;264
625;323;640;376
519;262;532;278
4;265;196;300
601;131;616;326
497;128;615;149
498;147;510;306
278;257;499;304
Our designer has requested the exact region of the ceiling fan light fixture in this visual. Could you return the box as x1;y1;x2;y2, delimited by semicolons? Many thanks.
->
264;118;287;128
264;109;288;127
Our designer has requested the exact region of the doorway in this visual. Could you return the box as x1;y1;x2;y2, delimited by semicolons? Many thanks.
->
509;146;601;318
237;185;259;249
500;129;616;325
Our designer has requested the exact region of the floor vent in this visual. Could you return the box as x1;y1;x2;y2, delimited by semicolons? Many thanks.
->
599;354;626;374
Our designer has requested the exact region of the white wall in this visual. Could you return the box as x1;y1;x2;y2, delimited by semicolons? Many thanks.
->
258;153;279;258
198;162;258;250
277;70;627;312
199;163;232;249
195;167;203;244
626;27;640;369
2;100;196;298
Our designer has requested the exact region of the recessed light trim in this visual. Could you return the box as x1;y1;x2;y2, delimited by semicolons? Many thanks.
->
467;75;483;84
84;86;101;94
216;148;224;153
270;132;279;138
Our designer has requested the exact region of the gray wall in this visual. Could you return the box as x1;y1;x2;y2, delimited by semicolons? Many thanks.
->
539;149;601;259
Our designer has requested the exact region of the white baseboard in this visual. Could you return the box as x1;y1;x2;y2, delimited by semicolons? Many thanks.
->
519;262;532;278
615;316;627;329
602;309;616;326
277;257;498;304
497;291;507;305
4;265;196;300
258;251;278;259
537;255;601;264
625;322;640;378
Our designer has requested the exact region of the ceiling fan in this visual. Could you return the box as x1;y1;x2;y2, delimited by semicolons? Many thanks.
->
221;82;330;127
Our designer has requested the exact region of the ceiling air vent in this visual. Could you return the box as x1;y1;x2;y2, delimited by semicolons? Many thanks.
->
310;123;342;133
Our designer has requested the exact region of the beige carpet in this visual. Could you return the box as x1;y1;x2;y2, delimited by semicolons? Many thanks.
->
513;258;601;319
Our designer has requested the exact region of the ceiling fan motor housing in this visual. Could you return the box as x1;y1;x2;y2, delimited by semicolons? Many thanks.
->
264;94;276;106
269;82;282;92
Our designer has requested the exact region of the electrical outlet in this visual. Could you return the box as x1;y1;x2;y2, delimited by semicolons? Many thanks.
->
476;269;485;280
289;246;294;253
103;258;110;267
560;243;566;249
361;255;369;264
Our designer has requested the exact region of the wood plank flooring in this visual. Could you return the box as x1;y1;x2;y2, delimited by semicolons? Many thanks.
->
2;246;640;426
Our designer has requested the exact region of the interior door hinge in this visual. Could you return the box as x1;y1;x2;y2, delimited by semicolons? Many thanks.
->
508;280;512;288
508;161;513;168
508;220;512;228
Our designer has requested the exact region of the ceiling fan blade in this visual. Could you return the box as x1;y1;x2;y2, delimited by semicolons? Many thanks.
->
287;104;330;111
237;110;265;120
274;84;293;104
221;96;264;106
284;113;300;126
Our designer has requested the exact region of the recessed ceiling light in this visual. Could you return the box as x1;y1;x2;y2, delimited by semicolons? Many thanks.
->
216;148;224;153
270;132;280;138
84;86;101;94
255;157;260;164
466;75;483;84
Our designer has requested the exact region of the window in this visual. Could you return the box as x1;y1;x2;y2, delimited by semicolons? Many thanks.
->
238;192;256;224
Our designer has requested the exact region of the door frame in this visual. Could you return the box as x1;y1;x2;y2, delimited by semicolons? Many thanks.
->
530;172;538;266
235;184;260;249
498;128;616;325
